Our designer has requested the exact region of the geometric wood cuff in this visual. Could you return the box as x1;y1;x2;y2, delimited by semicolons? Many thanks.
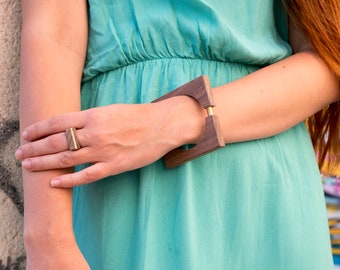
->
152;75;225;168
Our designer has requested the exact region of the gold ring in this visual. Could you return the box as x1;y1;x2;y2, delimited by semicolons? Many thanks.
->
65;127;81;151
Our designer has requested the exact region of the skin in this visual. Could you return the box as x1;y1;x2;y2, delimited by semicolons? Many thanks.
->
17;0;339;268
19;0;89;269
18;52;339;187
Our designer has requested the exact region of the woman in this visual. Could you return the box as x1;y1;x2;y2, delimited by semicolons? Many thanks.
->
17;0;339;269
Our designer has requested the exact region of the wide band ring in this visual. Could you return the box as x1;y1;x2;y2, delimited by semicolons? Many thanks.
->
65;127;81;151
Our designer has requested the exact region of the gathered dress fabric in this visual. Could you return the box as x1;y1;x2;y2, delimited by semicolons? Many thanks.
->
73;0;333;269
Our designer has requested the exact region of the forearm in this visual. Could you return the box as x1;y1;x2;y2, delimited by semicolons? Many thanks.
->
211;50;339;143
14;49;339;188
21;26;81;233
20;0;87;250
168;50;339;148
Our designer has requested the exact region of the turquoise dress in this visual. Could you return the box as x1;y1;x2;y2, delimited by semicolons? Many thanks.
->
73;0;333;269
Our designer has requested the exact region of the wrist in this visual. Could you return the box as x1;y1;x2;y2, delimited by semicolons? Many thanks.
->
25;238;89;270
24;205;75;255
157;95;206;147
24;223;76;252
152;76;225;168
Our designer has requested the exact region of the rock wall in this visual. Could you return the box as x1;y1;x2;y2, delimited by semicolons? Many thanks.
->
0;0;26;269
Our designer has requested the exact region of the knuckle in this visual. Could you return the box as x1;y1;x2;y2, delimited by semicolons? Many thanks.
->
86;108;99;121
47;135;63;150
48;116;62;131
87;129;106;146
112;154;124;167
82;170;96;184
59;153;73;167
68;175;77;187
90;130;104;142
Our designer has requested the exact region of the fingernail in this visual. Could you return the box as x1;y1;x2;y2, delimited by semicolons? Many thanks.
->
51;178;61;188
15;149;23;160
22;159;32;170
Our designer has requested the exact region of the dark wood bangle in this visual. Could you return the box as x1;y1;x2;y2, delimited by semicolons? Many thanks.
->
153;75;225;168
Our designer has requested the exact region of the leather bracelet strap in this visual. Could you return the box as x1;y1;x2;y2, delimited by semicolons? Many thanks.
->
153;75;225;168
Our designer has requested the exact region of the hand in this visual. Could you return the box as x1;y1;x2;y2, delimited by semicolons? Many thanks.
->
16;97;204;187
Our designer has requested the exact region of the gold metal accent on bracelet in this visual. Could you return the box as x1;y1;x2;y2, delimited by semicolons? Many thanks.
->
207;106;214;116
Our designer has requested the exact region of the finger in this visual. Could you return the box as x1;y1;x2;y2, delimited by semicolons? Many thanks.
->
16;132;67;160
23;111;86;141
50;163;111;188
16;129;87;160
21;148;91;171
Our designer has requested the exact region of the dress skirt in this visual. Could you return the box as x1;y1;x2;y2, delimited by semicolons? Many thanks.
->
73;0;333;269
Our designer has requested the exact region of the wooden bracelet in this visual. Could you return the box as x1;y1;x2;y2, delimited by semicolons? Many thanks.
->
153;75;225;168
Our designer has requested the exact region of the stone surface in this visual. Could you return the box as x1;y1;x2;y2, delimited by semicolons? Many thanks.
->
0;0;25;268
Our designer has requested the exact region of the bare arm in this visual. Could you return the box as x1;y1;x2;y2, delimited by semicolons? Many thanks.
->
16;13;339;188
213;52;339;143
212;16;339;143
20;0;88;268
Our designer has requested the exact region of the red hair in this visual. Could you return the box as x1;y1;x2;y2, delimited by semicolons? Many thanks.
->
287;0;340;173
